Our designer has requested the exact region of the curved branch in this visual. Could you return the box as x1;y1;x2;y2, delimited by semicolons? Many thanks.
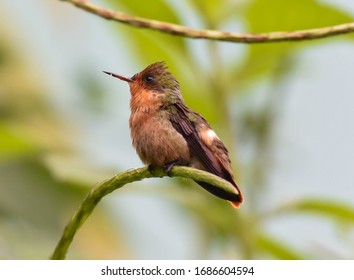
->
50;165;236;259
60;0;354;43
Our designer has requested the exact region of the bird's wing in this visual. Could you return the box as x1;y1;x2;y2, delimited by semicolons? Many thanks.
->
169;102;243;207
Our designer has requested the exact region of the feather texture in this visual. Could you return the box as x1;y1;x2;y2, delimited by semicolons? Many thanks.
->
169;101;243;207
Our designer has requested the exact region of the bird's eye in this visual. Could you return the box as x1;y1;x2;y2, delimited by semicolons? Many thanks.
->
144;76;154;83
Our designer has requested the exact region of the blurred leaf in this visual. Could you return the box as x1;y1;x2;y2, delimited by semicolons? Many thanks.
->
231;0;354;89
0;158;84;229
188;0;247;27
187;0;225;26
0;122;37;160
112;0;181;24
256;233;304;259
106;0;191;66
247;0;354;33
70;210;133;259
0;156;131;259
148;183;249;247
264;199;354;225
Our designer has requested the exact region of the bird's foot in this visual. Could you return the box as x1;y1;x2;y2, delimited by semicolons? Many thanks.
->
163;160;181;176
148;164;156;174
148;164;165;177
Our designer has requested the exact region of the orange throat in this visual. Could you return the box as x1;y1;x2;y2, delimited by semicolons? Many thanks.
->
129;87;163;114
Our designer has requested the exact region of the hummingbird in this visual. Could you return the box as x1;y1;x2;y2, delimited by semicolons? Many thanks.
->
104;62;243;208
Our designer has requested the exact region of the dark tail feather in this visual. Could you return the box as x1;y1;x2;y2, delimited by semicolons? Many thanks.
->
194;179;243;208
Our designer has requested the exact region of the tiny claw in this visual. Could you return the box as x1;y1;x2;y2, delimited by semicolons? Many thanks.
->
163;160;181;176
148;164;156;174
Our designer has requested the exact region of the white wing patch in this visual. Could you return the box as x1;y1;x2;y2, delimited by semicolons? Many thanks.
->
198;125;219;147
206;129;217;140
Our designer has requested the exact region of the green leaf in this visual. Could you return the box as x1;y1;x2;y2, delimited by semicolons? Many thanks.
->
110;0;181;24
246;0;354;33
106;0;190;66
264;199;354;224
232;0;354;89
0;123;37;160
256;233;304;259
187;0;225;26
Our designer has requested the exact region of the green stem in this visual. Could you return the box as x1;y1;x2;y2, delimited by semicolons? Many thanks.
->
50;165;237;260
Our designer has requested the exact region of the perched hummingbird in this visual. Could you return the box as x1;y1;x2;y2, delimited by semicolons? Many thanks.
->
104;62;243;208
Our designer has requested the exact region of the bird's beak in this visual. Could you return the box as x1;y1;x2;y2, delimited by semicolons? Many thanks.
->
103;71;133;83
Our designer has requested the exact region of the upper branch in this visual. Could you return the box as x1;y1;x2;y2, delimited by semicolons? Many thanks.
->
61;0;354;43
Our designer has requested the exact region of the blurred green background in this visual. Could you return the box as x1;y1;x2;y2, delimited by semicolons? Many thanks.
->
1;0;354;259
